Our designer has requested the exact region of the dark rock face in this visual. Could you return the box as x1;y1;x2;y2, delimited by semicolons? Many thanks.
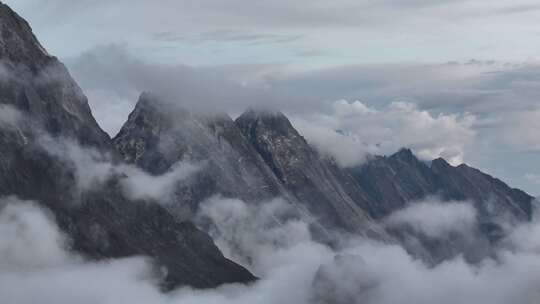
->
0;3;254;289
235;109;383;237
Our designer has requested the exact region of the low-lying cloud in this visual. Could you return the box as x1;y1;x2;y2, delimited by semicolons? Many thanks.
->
38;136;200;203
384;199;477;238
0;103;23;129
1;193;540;303
0;196;75;271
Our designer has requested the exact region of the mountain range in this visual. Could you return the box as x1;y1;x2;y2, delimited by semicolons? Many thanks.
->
0;2;534;290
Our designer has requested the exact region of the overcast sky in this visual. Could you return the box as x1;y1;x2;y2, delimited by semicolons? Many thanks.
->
5;0;540;195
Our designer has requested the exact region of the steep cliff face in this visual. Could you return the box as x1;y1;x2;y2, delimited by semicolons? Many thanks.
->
235;109;382;237
113;93;291;217
0;3;254;289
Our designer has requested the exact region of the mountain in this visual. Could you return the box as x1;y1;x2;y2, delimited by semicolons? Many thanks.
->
0;2;254;289
113;93;295;219
1;2;536;290
114;101;385;239
348;148;534;263
235;109;384;237
348;148;533;223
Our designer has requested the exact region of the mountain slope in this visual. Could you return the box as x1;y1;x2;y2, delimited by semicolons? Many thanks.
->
113;93;293;218
235;109;383;237
0;2;254;289
348;148;533;223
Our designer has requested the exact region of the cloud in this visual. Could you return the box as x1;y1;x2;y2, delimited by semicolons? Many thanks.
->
119;162;200;202
196;196;326;276
61;46;540;194
0;207;160;304
153;30;304;46
0;104;23;128
525;173;540;185
293;100;476;166
10;0;540;67
2;193;540;303
498;109;540;152
64;45;290;135
0;196;75;271
38;136;200;202
384;199;477;238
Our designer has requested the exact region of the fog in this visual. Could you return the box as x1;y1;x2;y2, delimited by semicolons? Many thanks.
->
0;104;22;128
37;135;201;202
384;199;477;238
1;192;540;304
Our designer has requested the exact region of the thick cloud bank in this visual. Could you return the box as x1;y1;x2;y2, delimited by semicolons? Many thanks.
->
1;194;540;303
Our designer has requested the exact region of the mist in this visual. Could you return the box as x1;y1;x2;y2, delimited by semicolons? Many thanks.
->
37;135;201;203
2;191;540;304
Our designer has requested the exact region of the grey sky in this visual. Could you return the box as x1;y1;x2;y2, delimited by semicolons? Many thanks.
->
7;0;540;65
4;0;540;195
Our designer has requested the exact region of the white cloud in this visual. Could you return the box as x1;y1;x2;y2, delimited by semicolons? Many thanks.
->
384;199;477;238
0;104;23;128
38;136;200;202
499;109;540;152
2;194;540;304
119;162;200;202
196;196;328;276
0;196;75;271
293;100;476;167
